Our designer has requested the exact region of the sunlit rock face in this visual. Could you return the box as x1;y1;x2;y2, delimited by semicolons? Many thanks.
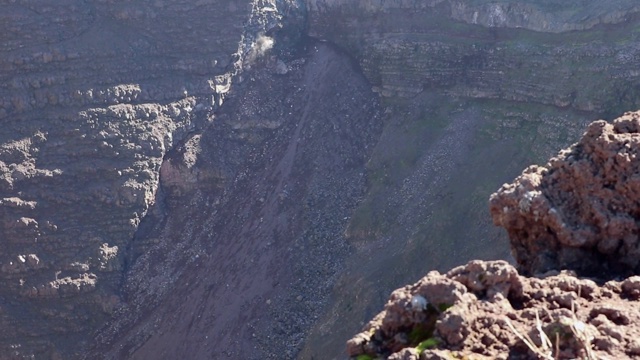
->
491;111;640;277
348;259;640;360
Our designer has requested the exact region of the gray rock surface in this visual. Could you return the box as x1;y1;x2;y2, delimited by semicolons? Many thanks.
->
349;111;640;359
301;3;640;359
0;0;302;357
307;0;640;33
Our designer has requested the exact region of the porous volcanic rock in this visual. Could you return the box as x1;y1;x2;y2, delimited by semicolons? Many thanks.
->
490;111;640;277
347;260;640;359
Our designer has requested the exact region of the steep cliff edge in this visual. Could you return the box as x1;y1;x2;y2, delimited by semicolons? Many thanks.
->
348;111;640;360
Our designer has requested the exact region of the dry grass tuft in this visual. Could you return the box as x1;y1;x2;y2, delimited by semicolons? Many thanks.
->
505;302;597;360
505;310;554;360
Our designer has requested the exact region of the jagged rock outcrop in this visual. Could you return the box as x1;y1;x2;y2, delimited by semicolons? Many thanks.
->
348;112;640;359
347;260;640;360
491;111;640;277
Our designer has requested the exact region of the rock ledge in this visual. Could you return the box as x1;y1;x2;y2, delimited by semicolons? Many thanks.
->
348;260;640;359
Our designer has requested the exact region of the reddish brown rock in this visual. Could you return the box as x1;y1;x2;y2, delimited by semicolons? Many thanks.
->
347;260;640;359
490;111;640;277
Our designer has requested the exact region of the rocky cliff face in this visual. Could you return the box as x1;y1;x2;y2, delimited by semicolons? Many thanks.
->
308;0;640;33
0;0;308;357
86;41;383;359
4;0;640;359
307;0;640;111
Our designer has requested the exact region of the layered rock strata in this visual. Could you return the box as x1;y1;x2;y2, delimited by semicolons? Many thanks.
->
307;0;640;114
86;41;382;359
0;0;304;357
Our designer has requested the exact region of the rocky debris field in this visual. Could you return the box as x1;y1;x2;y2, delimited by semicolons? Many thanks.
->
348;112;640;359
84;40;382;360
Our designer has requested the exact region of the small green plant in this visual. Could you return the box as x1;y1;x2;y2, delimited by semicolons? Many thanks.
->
415;337;439;352
408;324;433;344
355;355;375;360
